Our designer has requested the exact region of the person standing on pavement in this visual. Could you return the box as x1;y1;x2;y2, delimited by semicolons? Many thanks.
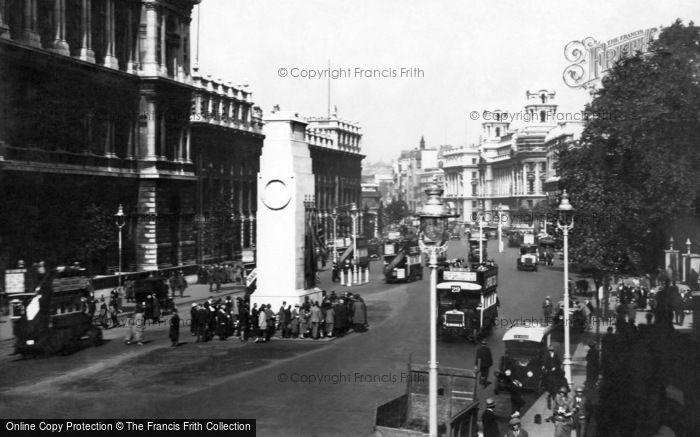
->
254;305;267;343
585;342;600;390
543;296;554;325
177;271;187;298
190;303;198;337
352;295;367;332
504;417;528;437
133;304;146;345
169;308;180;347
169;273;178;299
481;398;499;437
309;302;322;339
509;378;525;415
552;385;574;437
544;345;562;406
475;340;493;386
572;386;588;437
278;301;288;338
324;304;335;338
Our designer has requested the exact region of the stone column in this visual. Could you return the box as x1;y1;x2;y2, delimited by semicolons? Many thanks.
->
159;111;166;160
77;0;94;62
141;3;158;75
176;19;185;81
104;120;115;157
103;0;119;69
125;6;135;73
185;126;192;163
50;0;70;54
177;127;184;163
159;11;167;76
144;96;157;160
0;0;10;38
20;0;41;47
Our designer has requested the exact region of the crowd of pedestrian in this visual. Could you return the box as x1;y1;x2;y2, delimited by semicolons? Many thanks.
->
197;263;245;292
183;291;369;345
594;277;699;437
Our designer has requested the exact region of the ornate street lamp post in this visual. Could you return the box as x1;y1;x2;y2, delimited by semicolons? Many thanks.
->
418;180;449;437
557;190;575;387
114;205;126;289
331;208;338;264
350;202;358;284
478;207;484;263
498;205;504;253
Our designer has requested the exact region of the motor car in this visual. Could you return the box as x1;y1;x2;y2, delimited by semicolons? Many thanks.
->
494;323;554;394
516;244;538;271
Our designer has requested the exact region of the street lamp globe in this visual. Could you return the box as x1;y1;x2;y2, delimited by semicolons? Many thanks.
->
419;183;449;247
114;204;126;228
557;190;575;228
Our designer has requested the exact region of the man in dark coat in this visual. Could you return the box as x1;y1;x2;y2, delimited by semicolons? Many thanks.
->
238;302;249;341
509;378;525;415
190;303;198;336
177;271;188;298
334;299;347;337
585;342;600;389
475;340;493;386
351;295;367;332
278;301;288;338
169;308;180;347
481;398;500;437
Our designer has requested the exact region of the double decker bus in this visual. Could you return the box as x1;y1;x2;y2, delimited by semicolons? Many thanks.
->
436;262;499;342
10;265;103;357
383;238;423;283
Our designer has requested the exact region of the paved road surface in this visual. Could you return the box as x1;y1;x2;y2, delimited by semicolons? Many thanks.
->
0;239;587;436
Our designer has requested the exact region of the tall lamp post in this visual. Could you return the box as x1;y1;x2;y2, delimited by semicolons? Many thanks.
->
497;205;504;253
350;202;358;284
478;207;484;263
557;190;575;386
418;180;449;437
114;205;126;289
331;208;338;264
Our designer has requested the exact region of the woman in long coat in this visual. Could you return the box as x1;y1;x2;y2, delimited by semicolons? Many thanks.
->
255;307;268;343
352;298;367;332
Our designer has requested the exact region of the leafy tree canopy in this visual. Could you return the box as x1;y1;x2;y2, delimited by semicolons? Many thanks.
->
558;19;700;278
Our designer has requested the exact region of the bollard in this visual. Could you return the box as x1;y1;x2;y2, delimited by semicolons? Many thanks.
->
364;267;369;284
340;269;345;286
346;269;352;287
354;265;358;285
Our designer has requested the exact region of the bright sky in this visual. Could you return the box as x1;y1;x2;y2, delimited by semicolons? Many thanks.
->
194;0;699;163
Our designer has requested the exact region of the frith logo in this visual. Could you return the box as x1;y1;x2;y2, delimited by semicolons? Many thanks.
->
563;28;659;89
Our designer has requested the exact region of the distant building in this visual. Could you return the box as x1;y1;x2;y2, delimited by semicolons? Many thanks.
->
438;90;583;229
395;136;439;212
442;146;480;221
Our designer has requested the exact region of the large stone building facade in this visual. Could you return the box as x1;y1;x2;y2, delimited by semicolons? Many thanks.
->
437;90;584;226
305;115;364;242
0;0;263;273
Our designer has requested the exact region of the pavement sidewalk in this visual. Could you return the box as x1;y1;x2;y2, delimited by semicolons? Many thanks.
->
0;275;247;342
520;336;591;437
